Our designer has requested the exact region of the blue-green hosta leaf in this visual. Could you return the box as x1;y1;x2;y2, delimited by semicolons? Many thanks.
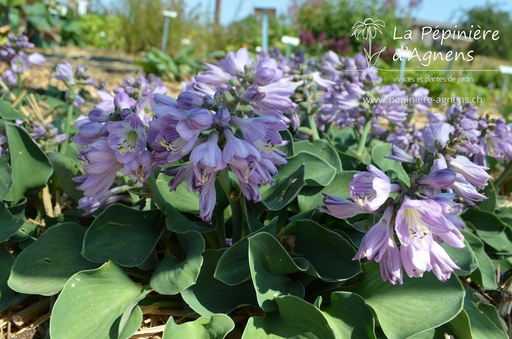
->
463;288;507;339
46;152;82;202
262;164;305;211
49;261;145;339
477;182;496;213
149;172;212;233
337;147;372;169
164;203;213;233
463;229;498;290
297;171;358;212
277;151;336;187
162;314;234;339
119;306;143;339
3;122;53;202
0;247;27;312
248;232;307;312
463;208;512;254
0;202;24;242
294;219;361;281
242;295;335;339
293;139;342;173
181;249;258;317
321;292;376;339
150;230;205;295
371;143;410;187
214;220;277;286
8;222;98;296
82;204;162;267
442;237;478;275
0;101;26;120
150;172;199;213
350;261;464;339
0;155;12;200
430;309;472;339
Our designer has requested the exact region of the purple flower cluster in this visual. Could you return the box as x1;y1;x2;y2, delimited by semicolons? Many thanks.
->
433;100;512;166
385;123;423;157
315;51;427;133
385;98;512;171
112;75;168;126
17;120;67;149
322;124;493;283
184;48;298;125
149;91;288;221
54;62;95;108
268;47;305;74
1;33;45;87
73;49;290;221
72;90;156;214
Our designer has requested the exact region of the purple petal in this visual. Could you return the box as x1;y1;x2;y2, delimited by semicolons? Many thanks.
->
320;194;367;219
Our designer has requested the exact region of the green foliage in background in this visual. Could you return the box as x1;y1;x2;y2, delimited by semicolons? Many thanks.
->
459;3;512;61
135;47;206;81
76;14;127;50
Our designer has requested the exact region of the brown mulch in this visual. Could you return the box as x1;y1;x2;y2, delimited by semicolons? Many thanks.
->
2;46;181;106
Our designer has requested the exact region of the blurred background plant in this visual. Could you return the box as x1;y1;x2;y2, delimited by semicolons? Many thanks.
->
75;13;126;50
134;47;206;81
0;0;511;114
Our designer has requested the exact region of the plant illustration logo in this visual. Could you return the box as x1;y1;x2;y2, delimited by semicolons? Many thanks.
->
352;18;386;69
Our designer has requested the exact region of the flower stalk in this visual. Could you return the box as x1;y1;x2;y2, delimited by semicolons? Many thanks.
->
495;160;512;189
218;169;243;244
307;112;320;141
356;118;373;157
60;88;75;154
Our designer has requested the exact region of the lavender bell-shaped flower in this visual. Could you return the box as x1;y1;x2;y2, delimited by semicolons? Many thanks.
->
188;132;227;221
373;84;408;126
447;155;492;189
431;154;486;206
218;48;252;76
11;53;30;73
354;205;403;284
177;91;204;110
423;123;454;153
416;168;456;189
2;70;16;87
350;164;399;212
74;140;123;201
429;241;460;282
107;114;147;164
320;194;367;219
395;197;463;279
452;173;487;206
378;237;403;285
54;62;75;86
28;53;45;66
387;144;415;163
354;205;396;262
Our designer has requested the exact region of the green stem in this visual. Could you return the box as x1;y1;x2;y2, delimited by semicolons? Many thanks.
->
16;73;22;91
307;113;320;141
356;119;372;157
495;160;512;189
60;89;75;154
218;170;243;243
